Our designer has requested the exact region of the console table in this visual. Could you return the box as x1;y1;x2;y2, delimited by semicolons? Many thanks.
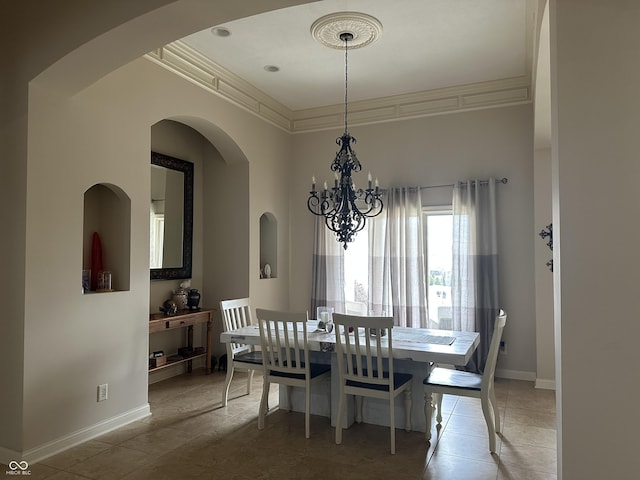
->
149;309;213;373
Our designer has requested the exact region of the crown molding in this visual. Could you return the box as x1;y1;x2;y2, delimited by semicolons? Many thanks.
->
145;42;293;132
292;77;531;132
146;41;531;134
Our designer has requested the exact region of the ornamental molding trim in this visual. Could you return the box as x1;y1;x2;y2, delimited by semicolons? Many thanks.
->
310;12;383;50
145;41;531;134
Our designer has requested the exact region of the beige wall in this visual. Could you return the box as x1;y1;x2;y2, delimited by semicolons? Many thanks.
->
18;2;640;478
533;4;555;389
2;0;315;458
13;53;293;458
551;1;640;478
290;105;536;376
534;147;555;387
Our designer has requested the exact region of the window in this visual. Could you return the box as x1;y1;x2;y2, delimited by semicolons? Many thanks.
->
342;207;453;329
344;228;369;315
150;207;165;268
424;208;453;330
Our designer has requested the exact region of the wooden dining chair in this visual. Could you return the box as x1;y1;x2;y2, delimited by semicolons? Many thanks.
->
423;309;507;453
332;313;413;454
256;308;331;438
220;298;264;406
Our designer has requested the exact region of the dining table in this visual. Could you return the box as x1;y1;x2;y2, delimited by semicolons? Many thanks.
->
220;320;480;432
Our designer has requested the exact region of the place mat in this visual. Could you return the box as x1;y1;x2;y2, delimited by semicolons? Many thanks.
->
423;335;455;345
395;332;456;345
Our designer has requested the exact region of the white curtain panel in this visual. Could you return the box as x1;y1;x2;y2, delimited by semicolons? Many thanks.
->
369;187;428;328
451;178;500;372
310;215;345;315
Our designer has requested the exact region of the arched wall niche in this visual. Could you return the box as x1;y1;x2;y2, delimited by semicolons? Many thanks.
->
260;212;277;279
169;115;250;166
83;183;131;292
149;118;251;316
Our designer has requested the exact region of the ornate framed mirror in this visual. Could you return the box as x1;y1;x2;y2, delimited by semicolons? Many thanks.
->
150;151;193;280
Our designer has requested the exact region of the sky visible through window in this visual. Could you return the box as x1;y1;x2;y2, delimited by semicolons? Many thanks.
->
427;214;453;329
343;212;453;328
344;229;368;304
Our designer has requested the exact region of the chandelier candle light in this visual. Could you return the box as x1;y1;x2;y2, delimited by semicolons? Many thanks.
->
307;28;384;249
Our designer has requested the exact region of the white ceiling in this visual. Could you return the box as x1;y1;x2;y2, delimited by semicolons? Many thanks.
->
180;0;536;112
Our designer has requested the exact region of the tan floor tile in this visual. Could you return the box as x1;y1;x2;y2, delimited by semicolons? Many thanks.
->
507;387;556;413
27;370;561;480
435;393;458;415
118;426;202;455
498;462;557;480
7;462;62;479
119;456;218;480
46;472;97;480
94;421;156;445
41;440;113;470
435;429;499;462
501;422;556;449
452;395;505;418
66;446;152;480
503;406;556;429
424;451;499;480
446;411;495;439
499;440;557;474
448;397;480;419
507;379;537;391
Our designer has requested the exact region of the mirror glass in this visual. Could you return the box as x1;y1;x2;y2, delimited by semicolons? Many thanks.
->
150;152;193;280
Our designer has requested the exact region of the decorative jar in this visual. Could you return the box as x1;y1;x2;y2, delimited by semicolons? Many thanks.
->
172;289;188;310
187;289;201;310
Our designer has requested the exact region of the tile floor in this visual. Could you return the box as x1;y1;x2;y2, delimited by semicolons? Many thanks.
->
5;369;557;479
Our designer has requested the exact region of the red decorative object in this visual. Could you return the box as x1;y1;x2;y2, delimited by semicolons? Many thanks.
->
90;232;103;291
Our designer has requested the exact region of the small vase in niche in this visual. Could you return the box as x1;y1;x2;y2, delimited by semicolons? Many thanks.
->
187;289;201;310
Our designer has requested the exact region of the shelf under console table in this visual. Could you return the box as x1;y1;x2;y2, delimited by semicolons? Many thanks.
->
149;308;213;374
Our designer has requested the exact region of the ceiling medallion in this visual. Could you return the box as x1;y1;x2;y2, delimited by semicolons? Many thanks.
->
311;12;383;50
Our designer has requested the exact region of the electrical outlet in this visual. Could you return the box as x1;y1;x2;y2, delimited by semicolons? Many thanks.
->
97;384;108;402
499;341;507;355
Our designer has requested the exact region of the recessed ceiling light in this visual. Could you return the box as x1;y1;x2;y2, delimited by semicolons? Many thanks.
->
210;27;231;37
264;65;280;73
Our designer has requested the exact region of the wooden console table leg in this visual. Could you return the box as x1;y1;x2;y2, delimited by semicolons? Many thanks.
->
187;324;194;373
205;314;213;373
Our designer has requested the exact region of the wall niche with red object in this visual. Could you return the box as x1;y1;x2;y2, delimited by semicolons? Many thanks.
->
83;183;131;293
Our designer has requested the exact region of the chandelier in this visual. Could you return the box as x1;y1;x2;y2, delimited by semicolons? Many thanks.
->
307;30;384;249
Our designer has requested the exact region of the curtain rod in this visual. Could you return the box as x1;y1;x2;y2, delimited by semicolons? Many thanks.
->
420;177;508;190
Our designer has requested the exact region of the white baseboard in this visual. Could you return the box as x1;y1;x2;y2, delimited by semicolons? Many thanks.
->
495;368;536;382
495;369;556;390
1;404;151;466
0;446;21;467
535;378;556;390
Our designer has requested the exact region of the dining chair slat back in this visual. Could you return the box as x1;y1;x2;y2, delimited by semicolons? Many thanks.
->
262;311;305;377
256;308;331;438
332;313;413;454
338;316;390;387
220;298;263;406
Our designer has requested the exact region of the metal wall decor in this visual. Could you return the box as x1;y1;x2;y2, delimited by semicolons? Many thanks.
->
539;223;553;272
307;30;384;249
